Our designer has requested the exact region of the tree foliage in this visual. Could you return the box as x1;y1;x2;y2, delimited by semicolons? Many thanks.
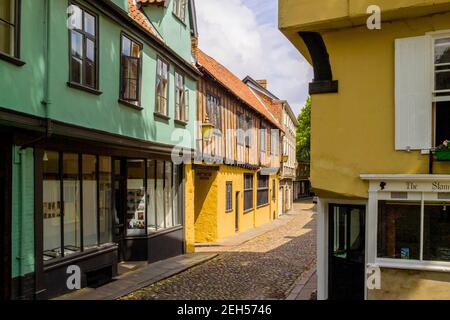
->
296;97;311;161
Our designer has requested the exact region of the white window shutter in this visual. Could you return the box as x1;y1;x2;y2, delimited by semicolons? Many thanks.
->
395;35;432;151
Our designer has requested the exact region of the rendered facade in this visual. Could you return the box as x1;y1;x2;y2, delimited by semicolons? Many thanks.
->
279;0;450;300
0;0;198;299
243;77;298;215
193;50;282;243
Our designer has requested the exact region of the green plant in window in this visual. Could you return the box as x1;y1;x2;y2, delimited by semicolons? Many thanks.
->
436;140;450;161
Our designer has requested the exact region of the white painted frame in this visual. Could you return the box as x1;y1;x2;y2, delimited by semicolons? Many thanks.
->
361;174;450;274
428;30;450;103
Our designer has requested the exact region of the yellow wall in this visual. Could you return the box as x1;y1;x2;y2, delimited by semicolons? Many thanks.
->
194;165;279;242
309;12;450;199
279;0;450;34
369;268;450;300
184;164;196;253
194;170;219;243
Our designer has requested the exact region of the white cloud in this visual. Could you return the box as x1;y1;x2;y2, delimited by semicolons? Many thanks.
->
195;0;313;115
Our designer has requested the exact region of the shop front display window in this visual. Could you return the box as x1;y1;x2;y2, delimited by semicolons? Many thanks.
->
377;201;421;260
43;151;113;263
126;160;146;236
424;202;450;262
146;160;182;233
82;154;98;249
43;151;61;261
63;153;81;257
99;156;112;244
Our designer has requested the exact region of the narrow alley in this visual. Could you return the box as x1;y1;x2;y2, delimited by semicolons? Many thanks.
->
122;202;316;300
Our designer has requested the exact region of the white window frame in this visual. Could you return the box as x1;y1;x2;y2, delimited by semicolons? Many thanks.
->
173;0;187;22
362;175;450;273
429;31;450;102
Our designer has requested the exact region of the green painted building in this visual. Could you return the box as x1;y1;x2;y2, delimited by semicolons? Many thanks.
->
0;0;199;299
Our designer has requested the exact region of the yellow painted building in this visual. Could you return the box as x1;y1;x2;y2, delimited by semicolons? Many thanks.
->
279;0;450;300
192;49;282;243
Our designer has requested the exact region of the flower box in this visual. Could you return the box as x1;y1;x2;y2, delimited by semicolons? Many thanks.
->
436;149;450;161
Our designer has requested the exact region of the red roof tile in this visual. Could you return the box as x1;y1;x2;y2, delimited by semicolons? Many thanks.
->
197;49;281;129
137;0;166;6
128;0;163;41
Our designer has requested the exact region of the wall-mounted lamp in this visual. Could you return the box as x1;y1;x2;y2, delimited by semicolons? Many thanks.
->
201;114;215;141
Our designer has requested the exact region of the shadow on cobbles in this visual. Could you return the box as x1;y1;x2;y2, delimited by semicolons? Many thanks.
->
122;214;317;300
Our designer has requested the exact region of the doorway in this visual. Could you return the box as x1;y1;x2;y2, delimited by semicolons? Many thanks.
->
328;204;366;300
235;192;239;232
113;158;126;261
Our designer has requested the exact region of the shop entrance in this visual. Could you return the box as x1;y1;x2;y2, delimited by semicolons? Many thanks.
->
113;158;127;261
328;204;366;300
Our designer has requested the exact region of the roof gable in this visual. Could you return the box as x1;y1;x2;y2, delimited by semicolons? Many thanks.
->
197;50;281;129
129;0;163;41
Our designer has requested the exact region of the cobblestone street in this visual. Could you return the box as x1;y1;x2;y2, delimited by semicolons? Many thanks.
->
123;202;316;300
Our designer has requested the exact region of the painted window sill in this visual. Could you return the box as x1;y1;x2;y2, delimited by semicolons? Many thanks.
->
126;225;184;239
67;82;102;95
174;119;188;126
118;99;143;111
43;243;118;271
154;112;170;121
373;258;450;273
225;209;233;213
243;208;254;214
257;203;270;209
0;52;26;66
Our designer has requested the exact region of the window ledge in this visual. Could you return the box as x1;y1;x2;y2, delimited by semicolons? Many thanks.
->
144;225;184;239
174;119;188;126
0;52;26;66
257;203;270;209
373;259;450;273
243;208;254;214
154;112;171;121
67;82;102;95
118;99;143;111
225;209;233;213
43;243;118;271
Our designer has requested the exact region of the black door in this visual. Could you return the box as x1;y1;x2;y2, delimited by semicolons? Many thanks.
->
235;192;239;232
113;159;126;261
329;204;366;300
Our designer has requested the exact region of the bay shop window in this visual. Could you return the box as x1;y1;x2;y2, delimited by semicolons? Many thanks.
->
43;152;112;262
126;160;182;236
395;32;450;151
378;200;450;263
43;154;183;261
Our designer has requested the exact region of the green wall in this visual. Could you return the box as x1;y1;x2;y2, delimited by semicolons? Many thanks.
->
11;147;35;278
0;0;46;118
144;0;193;62
0;0;197;149
109;0;129;12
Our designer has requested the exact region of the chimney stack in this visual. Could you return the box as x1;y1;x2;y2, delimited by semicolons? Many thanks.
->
256;80;268;89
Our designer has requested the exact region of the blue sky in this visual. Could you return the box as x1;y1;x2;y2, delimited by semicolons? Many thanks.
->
196;0;313;116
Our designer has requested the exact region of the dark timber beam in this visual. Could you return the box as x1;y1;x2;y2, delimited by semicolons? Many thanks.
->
299;32;338;95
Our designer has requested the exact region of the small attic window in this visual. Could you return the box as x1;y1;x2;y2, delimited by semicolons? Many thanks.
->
173;0;187;22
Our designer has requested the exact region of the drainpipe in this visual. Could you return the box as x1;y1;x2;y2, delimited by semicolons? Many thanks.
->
41;0;52;117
